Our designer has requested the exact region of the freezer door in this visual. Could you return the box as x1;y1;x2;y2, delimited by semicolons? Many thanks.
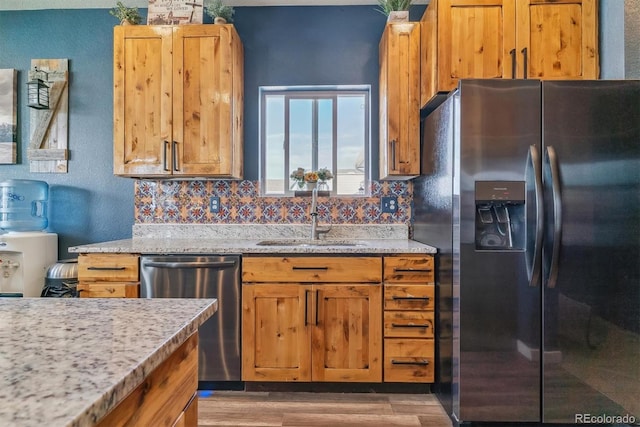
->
542;80;640;423
456;79;542;423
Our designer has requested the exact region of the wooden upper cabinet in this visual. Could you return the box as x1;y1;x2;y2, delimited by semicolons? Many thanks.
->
421;0;599;107
113;24;244;178
516;0;599;80
379;23;421;181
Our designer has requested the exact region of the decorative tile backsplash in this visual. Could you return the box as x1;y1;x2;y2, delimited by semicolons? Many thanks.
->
134;180;412;225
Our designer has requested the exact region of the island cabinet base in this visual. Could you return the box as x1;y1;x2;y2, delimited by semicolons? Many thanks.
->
97;332;199;427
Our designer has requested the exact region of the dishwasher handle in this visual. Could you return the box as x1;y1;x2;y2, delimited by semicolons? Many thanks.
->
143;260;237;269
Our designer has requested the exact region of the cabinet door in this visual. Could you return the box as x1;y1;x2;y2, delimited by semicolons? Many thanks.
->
173;25;243;178
113;25;173;176
312;284;382;382
379;23;421;180
515;0;598;79
438;0;515;89
242;284;312;381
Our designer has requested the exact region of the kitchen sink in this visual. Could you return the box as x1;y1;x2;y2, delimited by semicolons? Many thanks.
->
256;239;367;247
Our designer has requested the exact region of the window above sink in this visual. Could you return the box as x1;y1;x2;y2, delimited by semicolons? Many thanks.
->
259;85;371;197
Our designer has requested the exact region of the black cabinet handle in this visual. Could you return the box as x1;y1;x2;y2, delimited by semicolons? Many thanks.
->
391;359;430;366
391;323;431;328
390;139;397;170
87;266;126;271
305;290;310;326
315;290;319;325
393;268;432;273
510;48;516;79
163;140;170;171
172;141;179;171
391;296;430;301
521;47;528;79
292;266;329;271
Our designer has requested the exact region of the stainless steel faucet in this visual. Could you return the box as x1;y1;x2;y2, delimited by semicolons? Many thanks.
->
310;188;331;240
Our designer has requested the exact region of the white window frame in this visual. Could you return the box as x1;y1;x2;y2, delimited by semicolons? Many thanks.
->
259;85;371;196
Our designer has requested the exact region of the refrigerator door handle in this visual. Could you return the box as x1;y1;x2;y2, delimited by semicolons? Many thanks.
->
527;145;543;287
546;146;562;289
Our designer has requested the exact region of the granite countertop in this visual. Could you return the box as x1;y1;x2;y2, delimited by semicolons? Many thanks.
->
0;298;217;427
68;224;437;254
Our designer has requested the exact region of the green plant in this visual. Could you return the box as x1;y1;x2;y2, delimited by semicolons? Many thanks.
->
205;0;235;23
376;0;412;16
109;1;142;24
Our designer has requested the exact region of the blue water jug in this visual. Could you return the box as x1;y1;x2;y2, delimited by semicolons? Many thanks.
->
0;179;49;231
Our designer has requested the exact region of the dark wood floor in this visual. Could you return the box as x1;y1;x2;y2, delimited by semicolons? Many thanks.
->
198;391;453;427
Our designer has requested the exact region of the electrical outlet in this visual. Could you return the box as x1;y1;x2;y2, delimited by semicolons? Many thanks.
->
209;196;220;213
381;196;398;214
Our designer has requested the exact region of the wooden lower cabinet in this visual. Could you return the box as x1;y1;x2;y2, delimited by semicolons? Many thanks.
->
77;253;140;298
242;256;383;383
242;282;382;382
383;255;435;383
384;339;434;383
242;254;435;384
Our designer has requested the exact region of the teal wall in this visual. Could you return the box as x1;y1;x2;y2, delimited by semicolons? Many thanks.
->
0;9;134;259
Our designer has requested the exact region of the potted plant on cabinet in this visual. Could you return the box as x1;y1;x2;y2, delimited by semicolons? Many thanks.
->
109;1;142;25
376;0;412;22
205;0;235;24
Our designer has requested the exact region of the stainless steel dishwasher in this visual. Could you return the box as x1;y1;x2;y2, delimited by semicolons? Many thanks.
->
140;255;241;383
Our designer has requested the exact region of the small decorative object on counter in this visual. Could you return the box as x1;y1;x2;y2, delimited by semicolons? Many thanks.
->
147;0;204;25
290;167;333;190
205;0;235;24
376;0;412;22
109;1;142;25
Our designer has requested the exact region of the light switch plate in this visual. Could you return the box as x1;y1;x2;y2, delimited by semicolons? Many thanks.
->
381;196;397;214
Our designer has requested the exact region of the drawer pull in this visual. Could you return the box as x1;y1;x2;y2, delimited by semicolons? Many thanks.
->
393;268;432;273
292;266;329;271
87;266;126;271
391;359;430;366
391;323;430;329
392;296;430;301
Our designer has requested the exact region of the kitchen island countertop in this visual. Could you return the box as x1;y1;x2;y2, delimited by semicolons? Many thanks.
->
0;297;217;427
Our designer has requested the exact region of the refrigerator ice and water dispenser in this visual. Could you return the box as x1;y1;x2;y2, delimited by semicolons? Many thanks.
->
475;181;525;250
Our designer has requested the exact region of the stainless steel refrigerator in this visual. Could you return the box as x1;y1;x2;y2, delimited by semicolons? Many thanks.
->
413;79;640;425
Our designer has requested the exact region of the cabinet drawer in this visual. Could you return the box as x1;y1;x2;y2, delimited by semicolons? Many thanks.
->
384;256;434;283
77;282;139;298
384;311;434;338
242;257;382;283
78;254;139;282
384;339;434;383
384;285;434;311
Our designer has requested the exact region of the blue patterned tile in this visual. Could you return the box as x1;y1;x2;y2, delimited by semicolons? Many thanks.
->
186;180;207;197
211;180;232;197
237;202;257;223
362;201;382;222
237;180;257;197
261;204;282;223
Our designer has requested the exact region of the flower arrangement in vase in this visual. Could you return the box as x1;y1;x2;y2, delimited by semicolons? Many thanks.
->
290;167;333;190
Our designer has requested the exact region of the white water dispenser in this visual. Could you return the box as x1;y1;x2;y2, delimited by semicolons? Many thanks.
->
1;180;58;297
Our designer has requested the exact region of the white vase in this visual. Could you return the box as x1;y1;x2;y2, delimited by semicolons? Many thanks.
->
306;182;317;190
214;17;227;25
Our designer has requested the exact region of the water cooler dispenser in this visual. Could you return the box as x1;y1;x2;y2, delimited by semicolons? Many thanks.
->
0;180;58;297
